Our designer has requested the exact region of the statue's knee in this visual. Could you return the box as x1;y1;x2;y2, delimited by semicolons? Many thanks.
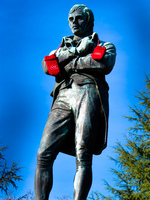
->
76;151;92;167
37;149;44;161
37;148;55;168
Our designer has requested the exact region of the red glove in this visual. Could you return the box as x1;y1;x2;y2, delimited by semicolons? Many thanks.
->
91;46;106;60
44;53;60;76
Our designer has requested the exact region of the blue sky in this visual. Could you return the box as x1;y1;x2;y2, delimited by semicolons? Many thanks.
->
0;0;150;199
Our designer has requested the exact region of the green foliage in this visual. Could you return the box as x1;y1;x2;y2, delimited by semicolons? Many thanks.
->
1;190;35;200
89;75;150;200
0;145;23;195
89;191;112;200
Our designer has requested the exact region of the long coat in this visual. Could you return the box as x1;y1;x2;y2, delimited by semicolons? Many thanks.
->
42;32;116;155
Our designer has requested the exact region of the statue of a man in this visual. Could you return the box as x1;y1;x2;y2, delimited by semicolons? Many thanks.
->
35;4;116;200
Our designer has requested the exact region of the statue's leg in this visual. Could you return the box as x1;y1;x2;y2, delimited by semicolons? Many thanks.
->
74;149;93;200
35;159;54;200
35;100;73;200
72;83;101;200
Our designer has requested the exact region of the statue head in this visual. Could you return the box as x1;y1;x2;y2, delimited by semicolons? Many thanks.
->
68;4;94;37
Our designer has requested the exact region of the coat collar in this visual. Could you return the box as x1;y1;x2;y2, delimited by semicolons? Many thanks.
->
61;32;99;47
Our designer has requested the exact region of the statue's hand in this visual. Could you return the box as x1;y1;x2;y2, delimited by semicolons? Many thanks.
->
55;46;76;65
64;61;73;73
55;46;67;57
76;37;94;55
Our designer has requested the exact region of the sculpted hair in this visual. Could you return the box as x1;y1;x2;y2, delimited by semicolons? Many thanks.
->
69;4;94;30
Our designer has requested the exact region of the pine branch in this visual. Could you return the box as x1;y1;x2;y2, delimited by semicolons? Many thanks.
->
96;74;150;199
0;146;23;195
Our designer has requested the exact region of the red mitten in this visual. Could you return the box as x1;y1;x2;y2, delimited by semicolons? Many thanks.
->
91;46;106;60
44;53;60;76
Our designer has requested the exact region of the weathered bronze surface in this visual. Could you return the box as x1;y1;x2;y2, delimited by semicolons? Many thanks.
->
35;4;116;200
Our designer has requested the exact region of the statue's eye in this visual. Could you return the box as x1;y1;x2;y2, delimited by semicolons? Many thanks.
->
77;16;83;20
69;17;73;21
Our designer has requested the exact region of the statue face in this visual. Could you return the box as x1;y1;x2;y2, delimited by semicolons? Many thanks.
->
68;9;88;37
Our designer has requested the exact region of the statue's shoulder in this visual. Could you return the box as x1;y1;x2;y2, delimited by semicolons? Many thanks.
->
93;32;116;50
99;40;116;52
99;40;115;47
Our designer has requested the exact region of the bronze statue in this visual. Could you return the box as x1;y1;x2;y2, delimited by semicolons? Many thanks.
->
35;4;116;200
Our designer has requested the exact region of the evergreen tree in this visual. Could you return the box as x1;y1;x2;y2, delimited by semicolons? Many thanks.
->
89;75;150;200
2;190;35;200
0;145;23;195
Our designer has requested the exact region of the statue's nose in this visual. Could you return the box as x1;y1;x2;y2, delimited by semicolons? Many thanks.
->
73;17;77;24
